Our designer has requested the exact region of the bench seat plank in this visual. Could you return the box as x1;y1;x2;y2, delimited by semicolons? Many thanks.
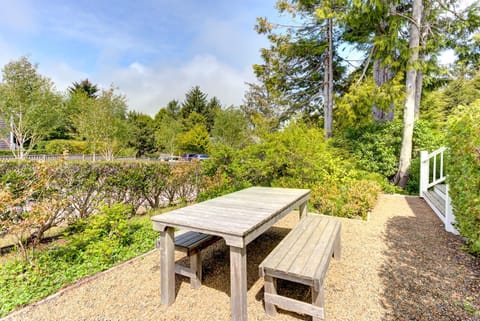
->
260;216;340;289
259;215;341;320
157;231;221;289
175;232;221;256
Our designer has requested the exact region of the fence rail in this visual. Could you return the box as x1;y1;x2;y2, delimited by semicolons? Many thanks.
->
419;147;457;234
0;154;157;162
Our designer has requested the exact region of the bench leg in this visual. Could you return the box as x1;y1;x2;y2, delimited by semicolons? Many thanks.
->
299;201;308;219
190;252;202;289
333;229;341;259
312;286;325;321
264;275;278;316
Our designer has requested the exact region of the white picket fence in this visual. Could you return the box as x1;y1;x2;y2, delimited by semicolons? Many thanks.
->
419;147;458;234
0;154;148;162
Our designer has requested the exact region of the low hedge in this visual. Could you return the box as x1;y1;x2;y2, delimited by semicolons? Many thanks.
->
0;160;206;252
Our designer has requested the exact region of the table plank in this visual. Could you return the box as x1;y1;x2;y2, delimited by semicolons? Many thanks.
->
152;187;310;245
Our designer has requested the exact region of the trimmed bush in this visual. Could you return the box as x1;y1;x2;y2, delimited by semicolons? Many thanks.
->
0;160;205;255
446;100;480;255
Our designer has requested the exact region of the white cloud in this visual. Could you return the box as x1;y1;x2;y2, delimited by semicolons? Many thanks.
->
0;0;36;32
95;55;255;116
194;17;268;67
38;61;89;92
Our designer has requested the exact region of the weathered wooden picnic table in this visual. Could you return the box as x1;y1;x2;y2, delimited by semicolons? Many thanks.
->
151;186;310;321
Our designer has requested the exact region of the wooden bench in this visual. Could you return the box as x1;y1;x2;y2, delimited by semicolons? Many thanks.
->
157;231;221;289
259;215;341;321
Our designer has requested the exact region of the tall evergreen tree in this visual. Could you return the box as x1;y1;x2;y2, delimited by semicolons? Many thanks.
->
180;86;208;120
126;111;156;157
68;79;99;98
254;0;348;138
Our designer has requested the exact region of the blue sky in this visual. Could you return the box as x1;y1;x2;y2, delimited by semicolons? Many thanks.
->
0;0;281;115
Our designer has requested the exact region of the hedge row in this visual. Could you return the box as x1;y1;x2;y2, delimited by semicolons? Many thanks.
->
446;101;480;255
0;160;205;251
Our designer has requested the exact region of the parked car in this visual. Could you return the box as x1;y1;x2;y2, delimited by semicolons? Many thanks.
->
192;154;209;161
182;153;197;161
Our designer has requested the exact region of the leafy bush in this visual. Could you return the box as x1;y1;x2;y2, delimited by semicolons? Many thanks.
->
0;204;158;317
335;120;403;178
335;119;442;194
43;139;89;155
446;100;480;255
205;122;382;218
311;175;381;219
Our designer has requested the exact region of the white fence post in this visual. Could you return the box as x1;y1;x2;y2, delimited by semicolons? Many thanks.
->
419;151;429;197
444;185;459;234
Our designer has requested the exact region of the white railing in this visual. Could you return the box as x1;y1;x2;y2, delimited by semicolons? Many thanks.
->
419;147;458;234
419;146;447;195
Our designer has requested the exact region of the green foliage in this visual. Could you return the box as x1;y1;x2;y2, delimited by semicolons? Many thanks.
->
42;139;89;155
180;86;208;120
0;204;158;317
336;121;403;177
0;161;66;260
126;111;157;157
68;79;99;98
211;107;250;149
206;122;382;218
154;114;183;155
72;87;129;160
446;100;480;255
336;75;405;129
311;178;381;219
422;71;480;131
0;160;206;256
335;119;442;191
0;56;63;158
176;123;211;154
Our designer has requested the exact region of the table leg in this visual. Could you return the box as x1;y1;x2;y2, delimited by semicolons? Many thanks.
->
299;201;308;219
160;227;175;306
230;246;247;321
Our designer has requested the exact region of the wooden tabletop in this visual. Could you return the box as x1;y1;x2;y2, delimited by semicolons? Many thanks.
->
151;187;310;247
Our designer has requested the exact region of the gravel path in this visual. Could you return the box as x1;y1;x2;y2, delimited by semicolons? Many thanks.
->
3;194;479;321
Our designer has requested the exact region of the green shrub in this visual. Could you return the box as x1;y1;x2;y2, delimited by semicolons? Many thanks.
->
205;122;383;219
0;204;158;317
335;119;442;194
446;100;480;255
43;139;89;155
311;176;381;219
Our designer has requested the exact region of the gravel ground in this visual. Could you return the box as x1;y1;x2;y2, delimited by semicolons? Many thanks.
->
2;194;479;321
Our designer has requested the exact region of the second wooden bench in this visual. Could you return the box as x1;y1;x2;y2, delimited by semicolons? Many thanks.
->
157;231;221;289
259;215;341;321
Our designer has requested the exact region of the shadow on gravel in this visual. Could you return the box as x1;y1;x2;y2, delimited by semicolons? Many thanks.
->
380;197;480;321
175;226;293;295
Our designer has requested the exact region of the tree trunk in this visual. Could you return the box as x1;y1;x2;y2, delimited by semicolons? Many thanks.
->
323;18;334;139
394;0;423;188
414;69;423;120
372;60;395;122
